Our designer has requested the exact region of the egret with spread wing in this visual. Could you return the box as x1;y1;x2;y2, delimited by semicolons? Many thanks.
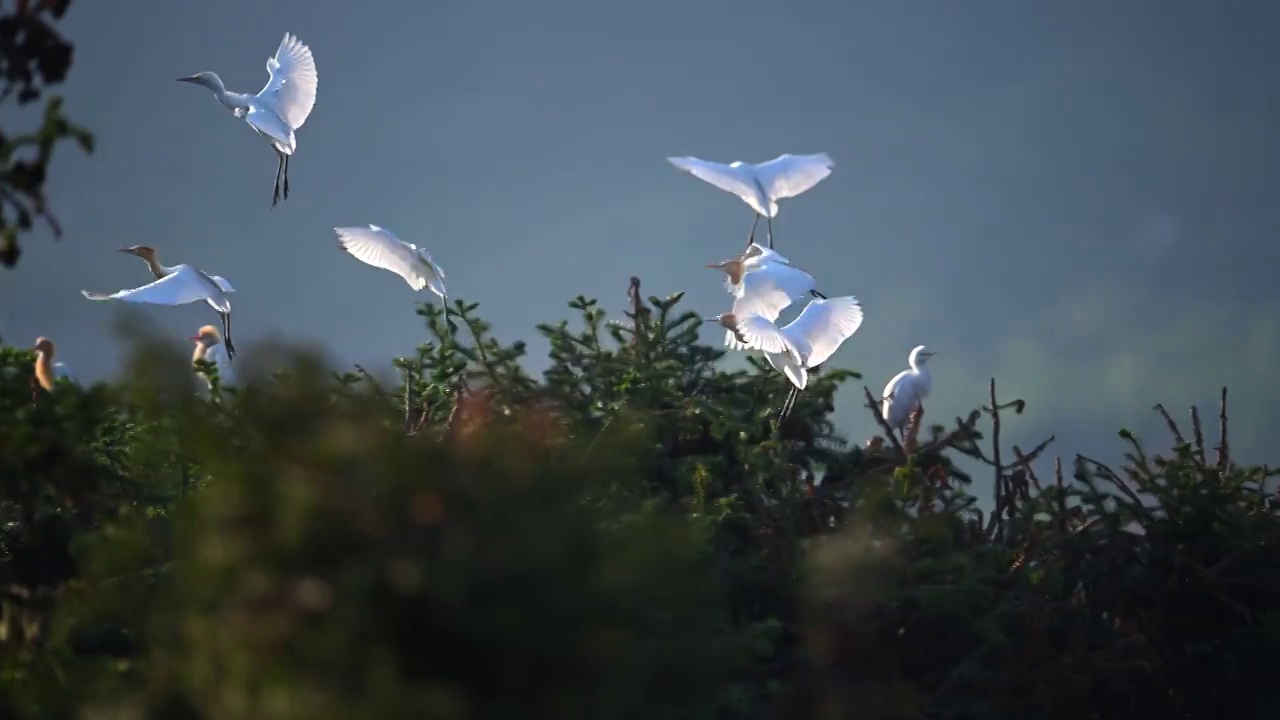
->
881;345;937;435
706;243;825;351
706;296;864;419
112;245;238;358
82;264;236;357
667;153;834;249
334;225;447;301
178;32;318;207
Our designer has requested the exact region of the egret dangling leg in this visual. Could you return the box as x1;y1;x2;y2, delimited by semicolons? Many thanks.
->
282;154;291;201
221;311;236;360
271;150;284;207
779;386;800;422
810;289;827;300
766;215;774;249
746;213;761;249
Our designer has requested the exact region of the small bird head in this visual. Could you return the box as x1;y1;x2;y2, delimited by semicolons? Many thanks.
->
30;337;54;356
910;345;937;366
176;72;223;91
118;245;157;260
705;258;745;286
702;312;737;331
190;325;222;347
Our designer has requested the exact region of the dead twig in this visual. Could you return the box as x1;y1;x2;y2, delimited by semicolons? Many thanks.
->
1216;386;1229;470
862;385;906;458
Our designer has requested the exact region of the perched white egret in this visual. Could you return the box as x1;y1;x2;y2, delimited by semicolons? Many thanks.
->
177;32;318;207
706;296;865;419
881;345;937;433
191;325;236;391
667;153;835;248
31;336;76;391
82;261;237;359
110;245;238;358
334;225;448;301
706;244;823;351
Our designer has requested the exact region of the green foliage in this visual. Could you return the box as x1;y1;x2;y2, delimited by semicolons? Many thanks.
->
0;285;1277;719
0;0;93;269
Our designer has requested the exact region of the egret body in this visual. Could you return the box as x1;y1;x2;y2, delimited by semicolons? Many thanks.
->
111;245;238;358
31;336;75;391
191;325;236;390
668;153;835;249
881;345;937;433
177;33;318;207
706;296;864;419
82;252;238;359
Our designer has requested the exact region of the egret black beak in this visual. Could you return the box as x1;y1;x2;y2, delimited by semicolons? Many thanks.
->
176;76;199;84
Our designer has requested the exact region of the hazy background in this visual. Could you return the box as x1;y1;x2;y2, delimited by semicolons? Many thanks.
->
3;0;1279;486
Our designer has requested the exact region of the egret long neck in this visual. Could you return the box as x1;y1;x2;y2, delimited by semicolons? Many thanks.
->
34;354;55;391
144;257;176;279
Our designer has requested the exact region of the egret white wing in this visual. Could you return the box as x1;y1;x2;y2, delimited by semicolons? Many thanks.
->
782;296;864;368
754;153;835;201
732;315;796;357
764;350;807;390
245;104;296;153
256;32;318;131
667;156;767;215
82;265;219;307
405;243;448;300
335;225;428;291
742;243;791;267
208;275;236;293
733;263;816;313
881;370;921;428
208;344;237;388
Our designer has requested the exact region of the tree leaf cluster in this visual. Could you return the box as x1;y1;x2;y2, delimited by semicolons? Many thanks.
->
0;286;1276;720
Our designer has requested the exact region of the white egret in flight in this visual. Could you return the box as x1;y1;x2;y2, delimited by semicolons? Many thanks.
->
667;153;834;249
334;224;448;300
191;325;236;391
705;243;825;352
881;345;937;434
82;259;238;359
177;32;318;207
706;296;864;419
31;336;76;391
110;245;238;358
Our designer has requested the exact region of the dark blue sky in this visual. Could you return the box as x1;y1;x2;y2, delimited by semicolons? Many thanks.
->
3;0;1279;474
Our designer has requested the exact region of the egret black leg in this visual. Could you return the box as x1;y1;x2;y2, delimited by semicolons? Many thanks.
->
282;154;290;200
779;386;799;422
767;216;774;249
272;151;284;207
810;289;827;299
747;214;760;249
221;312;236;360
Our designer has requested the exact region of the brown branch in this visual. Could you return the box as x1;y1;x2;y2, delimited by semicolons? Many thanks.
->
988;379;1007;541
1055;457;1067;533
1077;454;1152;520
862;385;906;458
1216;386;1230;470
1190;405;1206;466
1152;403;1186;446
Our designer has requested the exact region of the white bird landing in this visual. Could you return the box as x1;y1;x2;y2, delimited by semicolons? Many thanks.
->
334;225;448;302
667;153;835;249
706;242;824;352
706;295;865;419
881;345;937;435
31;336;76;391
177;32;318;207
82;259;237;359
191;324;236;391
108;245;238;358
